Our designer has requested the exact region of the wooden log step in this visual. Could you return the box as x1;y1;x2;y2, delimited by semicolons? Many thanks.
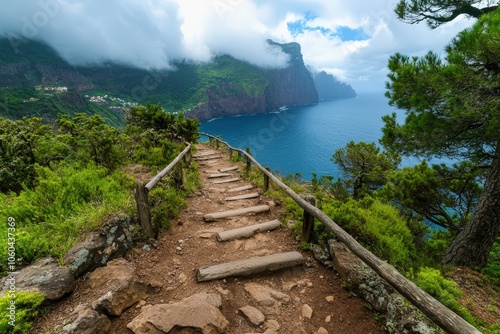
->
197;251;305;282
217;219;281;241
194;155;221;161
193;152;218;157
228;185;254;193
225;192;260;201
208;173;233;179
219;166;239;172
203;205;269;222
212;178;240;184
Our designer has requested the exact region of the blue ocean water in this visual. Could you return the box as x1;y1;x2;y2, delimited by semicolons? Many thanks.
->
200;91;416;180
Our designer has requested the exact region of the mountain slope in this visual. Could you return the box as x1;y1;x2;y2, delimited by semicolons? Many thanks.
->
0;39;319;123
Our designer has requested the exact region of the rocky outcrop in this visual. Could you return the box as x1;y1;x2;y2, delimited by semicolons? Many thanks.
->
313;71;357;100
62;305;111;334
127;293;229;334
63;259;147;333
0;257;75;302
88;258;148;316
63;216;137;278
329;240;439;334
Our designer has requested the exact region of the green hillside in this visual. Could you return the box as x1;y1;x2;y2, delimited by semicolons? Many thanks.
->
0;39;271;125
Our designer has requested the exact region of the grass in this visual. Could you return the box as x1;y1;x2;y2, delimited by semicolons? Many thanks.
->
0;163;135;274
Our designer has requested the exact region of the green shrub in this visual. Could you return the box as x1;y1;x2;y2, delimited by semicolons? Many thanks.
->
0;291;44;334
322;197;416;271
149;186;187;230
414;267;473;322
483;238;500;279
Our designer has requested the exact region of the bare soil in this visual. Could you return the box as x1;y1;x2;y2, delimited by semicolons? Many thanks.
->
30;143;386;334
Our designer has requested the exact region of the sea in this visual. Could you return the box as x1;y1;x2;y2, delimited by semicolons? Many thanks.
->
200;91;421;180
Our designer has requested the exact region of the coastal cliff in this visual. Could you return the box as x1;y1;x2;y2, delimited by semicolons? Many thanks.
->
186;41;319;121
312;71;357;99
0;39;319;123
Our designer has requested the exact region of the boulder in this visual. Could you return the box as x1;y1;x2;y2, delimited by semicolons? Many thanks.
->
64;216;136;278
0;257;74;301
62;305;111;334
330;240;439;334
88;258;147;316
127;293;229;334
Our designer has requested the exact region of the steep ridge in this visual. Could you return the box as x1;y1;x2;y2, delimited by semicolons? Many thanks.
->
0;39;318;123
29;143;384;334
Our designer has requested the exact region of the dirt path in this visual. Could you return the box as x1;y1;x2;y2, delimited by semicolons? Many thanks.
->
31;143;385;334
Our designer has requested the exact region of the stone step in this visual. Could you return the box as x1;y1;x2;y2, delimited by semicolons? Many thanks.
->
208;173;233;179
219;166;239;173
197;251;305;282
212;178;240;184
203;205;270;222
224;192;260;201
217;219;281;242
228;185;254;193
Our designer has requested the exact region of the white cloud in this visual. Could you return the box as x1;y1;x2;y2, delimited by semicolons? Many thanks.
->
0;0;478;90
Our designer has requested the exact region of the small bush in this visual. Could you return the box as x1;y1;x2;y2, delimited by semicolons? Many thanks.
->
414;267;473;322
322;197;417;272
0;291;44;334
149;187;187;230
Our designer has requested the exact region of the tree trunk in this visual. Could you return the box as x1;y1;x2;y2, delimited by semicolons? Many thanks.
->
443;144;500;268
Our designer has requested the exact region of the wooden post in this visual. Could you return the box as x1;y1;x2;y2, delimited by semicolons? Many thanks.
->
301;194;315;243
245;148;252;173
228;148;233;159
209;137;213;147
215;139;219;149
135;181;155;239
185;148;192;165
174;163;184;188
264;167;271;191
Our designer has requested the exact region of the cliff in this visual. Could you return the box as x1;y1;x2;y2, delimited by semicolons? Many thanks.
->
313;71;357;99
0;39;319;123
186;41;318;121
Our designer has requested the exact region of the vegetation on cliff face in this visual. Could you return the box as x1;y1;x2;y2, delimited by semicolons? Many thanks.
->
0;38;320;123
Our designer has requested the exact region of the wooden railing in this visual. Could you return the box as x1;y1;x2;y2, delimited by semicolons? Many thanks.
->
199;132;480;334
135;143;192;239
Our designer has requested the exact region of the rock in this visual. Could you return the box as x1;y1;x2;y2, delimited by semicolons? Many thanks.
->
283;281;298;291
330;241;439;334
302;304;313;319
62;305;111;334
311;244;331;265
244;283;290;307
178;273;188;284
0;257;74;301
316;327;329;334
64;216;136;278
325;296;334;303
325;315;331;323
239;306;265;326
127;293;228;334
216;287;230;296
264;319;280;331
88;258;147;316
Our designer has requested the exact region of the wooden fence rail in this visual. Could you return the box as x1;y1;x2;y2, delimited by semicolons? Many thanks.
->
199;132;480;334
135;143;192;239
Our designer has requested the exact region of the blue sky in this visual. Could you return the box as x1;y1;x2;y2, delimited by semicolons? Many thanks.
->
0;0;476;92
